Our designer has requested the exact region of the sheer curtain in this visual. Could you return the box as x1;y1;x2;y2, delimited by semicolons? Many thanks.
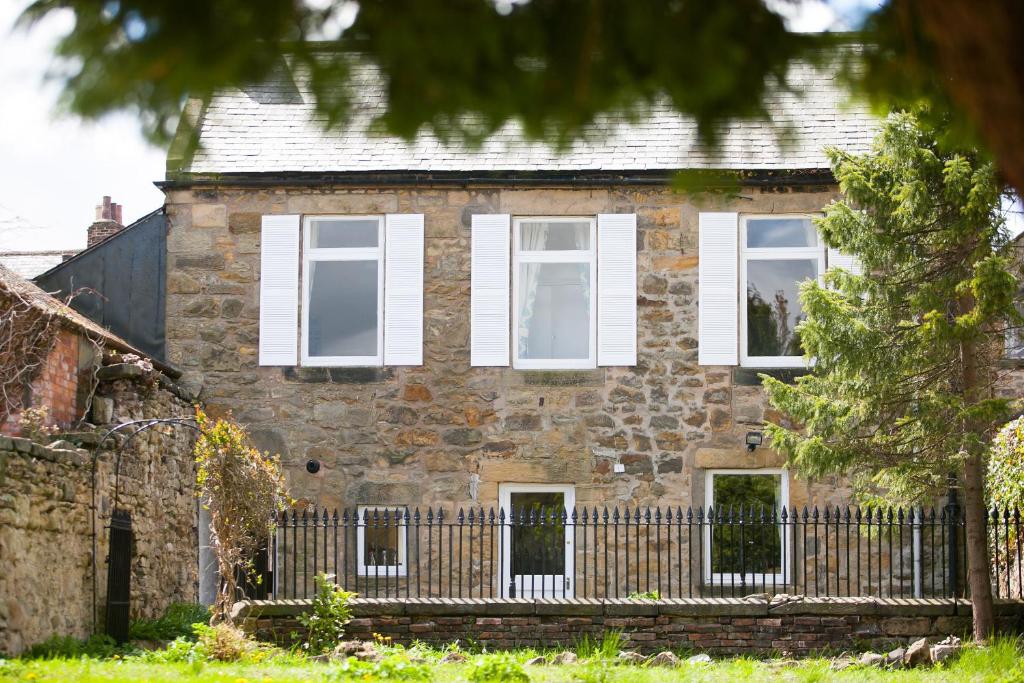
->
518;222;590;360
517;223;548;358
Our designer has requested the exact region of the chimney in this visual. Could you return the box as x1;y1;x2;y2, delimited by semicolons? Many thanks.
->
87;195;125;248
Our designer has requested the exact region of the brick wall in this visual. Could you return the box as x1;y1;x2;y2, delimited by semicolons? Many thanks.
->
1;327;87;436
237;597;1024;656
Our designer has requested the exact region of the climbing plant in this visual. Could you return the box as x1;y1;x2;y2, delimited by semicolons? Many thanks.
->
0;287;62;425
193;408;288;623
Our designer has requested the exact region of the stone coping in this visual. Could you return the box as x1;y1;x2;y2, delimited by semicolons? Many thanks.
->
0;435;90;466
233;596;1024;621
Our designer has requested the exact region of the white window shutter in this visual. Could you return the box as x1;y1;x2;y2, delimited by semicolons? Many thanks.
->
698;212;739;366
471;214;511;366
597;213;637;366
384;213;424;365
827;248;862;276
259;214;300;366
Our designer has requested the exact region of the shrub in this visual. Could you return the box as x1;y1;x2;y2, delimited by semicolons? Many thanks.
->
128;603;211;641
468;654;530;683
626;591;659;600
23;634;119;659
299;573;356;654
990;417;1024;512
193;622;254;661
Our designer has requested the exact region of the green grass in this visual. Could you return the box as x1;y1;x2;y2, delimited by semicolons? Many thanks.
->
3;638;1024;683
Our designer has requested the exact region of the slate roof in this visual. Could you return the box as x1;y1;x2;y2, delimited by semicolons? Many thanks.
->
0;251;75;279
184;61;878;175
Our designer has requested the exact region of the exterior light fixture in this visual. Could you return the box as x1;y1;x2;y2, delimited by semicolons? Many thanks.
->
745;431;763;452
305;459;321;474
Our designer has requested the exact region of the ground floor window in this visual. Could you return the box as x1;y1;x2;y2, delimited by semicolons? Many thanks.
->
703;469;789;585
499;483;575;598
356;506;407;576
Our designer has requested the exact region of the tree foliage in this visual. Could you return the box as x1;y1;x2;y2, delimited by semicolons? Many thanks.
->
762;110;1020;640
193;408;288;623
763;111;1018;501
17;1;1024;194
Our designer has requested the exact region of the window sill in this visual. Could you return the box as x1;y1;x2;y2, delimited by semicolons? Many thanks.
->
356;570;407;578
733;367;810;386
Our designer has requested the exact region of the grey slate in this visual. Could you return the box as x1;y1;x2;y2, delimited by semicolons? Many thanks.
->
187;61;877;175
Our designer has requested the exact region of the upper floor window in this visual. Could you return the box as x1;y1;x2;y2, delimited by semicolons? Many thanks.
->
739;215;825;368
301;216;384;366
512;217;597;369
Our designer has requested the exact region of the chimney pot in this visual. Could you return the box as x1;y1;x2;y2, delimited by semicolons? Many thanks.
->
87;196;126;247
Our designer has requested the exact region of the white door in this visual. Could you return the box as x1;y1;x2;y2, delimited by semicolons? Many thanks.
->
499;484;575;598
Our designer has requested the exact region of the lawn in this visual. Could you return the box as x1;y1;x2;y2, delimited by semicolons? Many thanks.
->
3;640;1024;683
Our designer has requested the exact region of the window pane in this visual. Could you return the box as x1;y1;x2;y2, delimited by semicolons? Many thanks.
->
746;218;817;248
510;492;566;575
362;511;400;568
518;263;591;360
519;221;591;250
308;260;378;357
711;474;783;576
746;259;817;357
311;218;379;248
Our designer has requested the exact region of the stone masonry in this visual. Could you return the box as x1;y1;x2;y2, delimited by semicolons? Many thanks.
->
237;596;1024;656
0;362;198;655
164;183;852;518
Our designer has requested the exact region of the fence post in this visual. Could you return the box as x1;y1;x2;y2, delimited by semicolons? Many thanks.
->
946;473;960;599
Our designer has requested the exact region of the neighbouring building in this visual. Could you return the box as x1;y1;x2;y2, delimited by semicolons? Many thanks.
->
0;264;199;654
0;204;77;278
158;59;896;598
37;205;169;361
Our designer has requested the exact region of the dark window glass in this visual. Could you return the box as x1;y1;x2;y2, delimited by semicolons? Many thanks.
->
510;492;566;575
362;510;400;568
710;473;783;576
746;259;817;357
308;260;378;357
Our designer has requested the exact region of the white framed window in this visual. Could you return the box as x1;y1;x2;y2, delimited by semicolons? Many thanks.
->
703;468;790;586
301;216;384;367
512;216;597;369
356;506;407;577
739;214;825;368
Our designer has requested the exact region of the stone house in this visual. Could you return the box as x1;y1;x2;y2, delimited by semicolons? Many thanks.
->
161;62;886;595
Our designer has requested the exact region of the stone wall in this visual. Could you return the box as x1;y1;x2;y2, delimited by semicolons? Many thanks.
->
164;183;858;517
0;362;199;655
237;596;1024;656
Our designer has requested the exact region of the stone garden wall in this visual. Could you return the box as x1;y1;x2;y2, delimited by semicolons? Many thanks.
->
237;596;1024;656
0;363;199;655
164;183;859;516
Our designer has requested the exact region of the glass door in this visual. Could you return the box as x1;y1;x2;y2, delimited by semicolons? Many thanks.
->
499;484;575;598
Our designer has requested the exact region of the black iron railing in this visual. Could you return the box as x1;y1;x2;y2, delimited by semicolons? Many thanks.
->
260;496;1023;602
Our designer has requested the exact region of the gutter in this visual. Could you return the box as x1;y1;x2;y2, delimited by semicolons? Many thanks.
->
157;168;836;190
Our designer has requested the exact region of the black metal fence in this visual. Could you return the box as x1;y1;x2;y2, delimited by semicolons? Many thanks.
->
260;495;1023;602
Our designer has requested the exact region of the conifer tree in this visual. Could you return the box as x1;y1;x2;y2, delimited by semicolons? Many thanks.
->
763;111;1020;641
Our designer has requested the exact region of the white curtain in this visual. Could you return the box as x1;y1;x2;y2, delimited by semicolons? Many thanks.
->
518;223;590;359
517;224;548;358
